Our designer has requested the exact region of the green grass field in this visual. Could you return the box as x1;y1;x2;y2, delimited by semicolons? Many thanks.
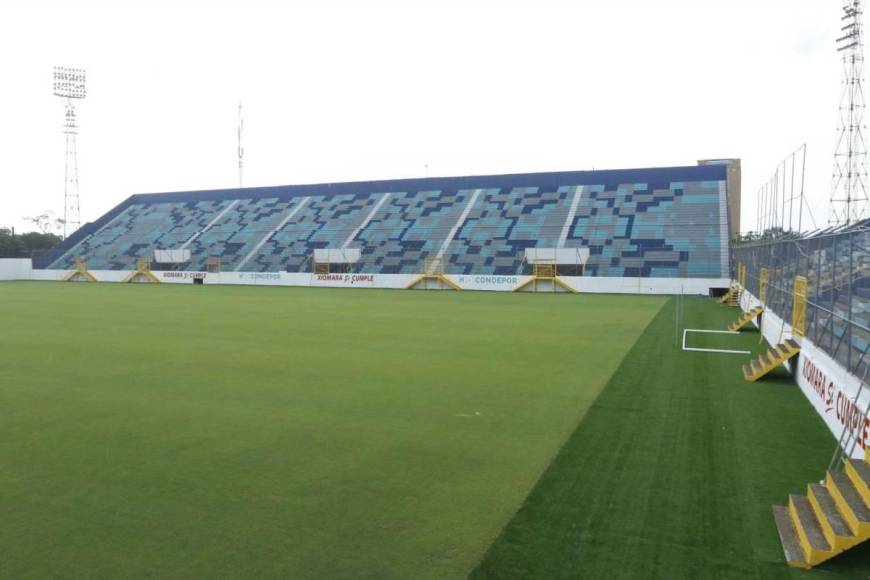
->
4;282;867;579
0;282;665;579
473;297;870;579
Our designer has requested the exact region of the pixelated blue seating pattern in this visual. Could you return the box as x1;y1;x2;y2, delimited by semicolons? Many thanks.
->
51;200;231;270
447;187;571;275
354;190;471;273
564;181;724;278
252;194;377;272
183;197;297;271
45;166;730;278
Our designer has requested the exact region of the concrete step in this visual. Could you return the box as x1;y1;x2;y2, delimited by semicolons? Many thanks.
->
773;505;810;569
809;483;858;550
789;494;834;564
846;459;870;506
828;470;870;536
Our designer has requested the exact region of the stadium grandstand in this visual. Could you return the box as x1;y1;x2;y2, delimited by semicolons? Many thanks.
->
36;162;737;287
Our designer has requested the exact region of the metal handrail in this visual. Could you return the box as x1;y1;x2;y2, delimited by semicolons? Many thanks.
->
743;272;870;334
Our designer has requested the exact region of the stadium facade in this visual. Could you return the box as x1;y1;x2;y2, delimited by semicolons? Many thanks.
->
34;161;739;292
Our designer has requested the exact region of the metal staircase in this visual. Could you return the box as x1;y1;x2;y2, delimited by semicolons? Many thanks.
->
63;256;97;282
513;261;577;293
773;446;870;568
123;257;160;283
405;257;461;291
741;339;801;382
719;284;741;306
727;306;764;332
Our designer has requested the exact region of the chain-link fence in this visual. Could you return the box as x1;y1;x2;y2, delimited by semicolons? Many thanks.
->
732;223;870;379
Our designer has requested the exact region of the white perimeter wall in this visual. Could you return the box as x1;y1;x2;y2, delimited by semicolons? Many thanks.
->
25;269;729;295
740;290;870;459
0;259;32;280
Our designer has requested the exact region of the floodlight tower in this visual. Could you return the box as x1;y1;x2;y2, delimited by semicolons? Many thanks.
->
53;67;86;238
237;101;244;189
830;0;869;225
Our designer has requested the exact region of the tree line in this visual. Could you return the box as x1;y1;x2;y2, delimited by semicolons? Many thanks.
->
0;228;62;259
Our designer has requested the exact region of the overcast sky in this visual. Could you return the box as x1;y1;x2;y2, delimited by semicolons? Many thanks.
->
0;0;853;235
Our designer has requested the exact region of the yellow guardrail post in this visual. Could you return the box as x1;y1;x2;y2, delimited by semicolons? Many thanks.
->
792;276;808;337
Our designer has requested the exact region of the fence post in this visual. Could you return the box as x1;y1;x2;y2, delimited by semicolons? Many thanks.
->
848;231;854;372
816;236;823;343
832;234;837;351
793;276;808;337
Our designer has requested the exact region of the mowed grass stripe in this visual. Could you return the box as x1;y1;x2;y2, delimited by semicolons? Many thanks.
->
0;282;664;579
471;297;870;579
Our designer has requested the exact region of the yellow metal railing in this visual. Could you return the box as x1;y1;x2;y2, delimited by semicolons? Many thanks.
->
792;276;808;336
533;262;556;279
424;257;444;275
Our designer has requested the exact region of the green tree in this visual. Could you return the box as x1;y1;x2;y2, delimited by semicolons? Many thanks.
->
0;228;62;258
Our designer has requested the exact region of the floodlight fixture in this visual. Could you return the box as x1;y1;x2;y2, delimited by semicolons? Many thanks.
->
53;66;86;99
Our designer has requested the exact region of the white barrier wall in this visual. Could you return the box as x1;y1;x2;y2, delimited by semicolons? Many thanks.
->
26;269;729;295
740;289;869;459
0;259;33;280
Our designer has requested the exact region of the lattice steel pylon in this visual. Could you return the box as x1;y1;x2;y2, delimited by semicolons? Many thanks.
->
830;0;869;226
53;67;86;238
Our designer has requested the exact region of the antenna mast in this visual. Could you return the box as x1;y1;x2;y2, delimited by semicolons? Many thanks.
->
53;67;86;238
830;0;869;225
237;101;244;189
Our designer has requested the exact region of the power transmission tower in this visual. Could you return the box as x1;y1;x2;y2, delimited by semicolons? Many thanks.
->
831;0;869;225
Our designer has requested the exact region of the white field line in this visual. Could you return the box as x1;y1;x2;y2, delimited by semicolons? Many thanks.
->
682;328;751;355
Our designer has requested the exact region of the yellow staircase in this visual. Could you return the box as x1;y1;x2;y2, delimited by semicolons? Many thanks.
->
63;256;97;282
741;338;801;382
123;258;161;283
405;257;462;291
719;284;740;306
773;446;870;568
513;261;577;293
727;306;763;332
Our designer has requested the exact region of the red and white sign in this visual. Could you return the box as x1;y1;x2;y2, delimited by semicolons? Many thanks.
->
160;271;207;282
